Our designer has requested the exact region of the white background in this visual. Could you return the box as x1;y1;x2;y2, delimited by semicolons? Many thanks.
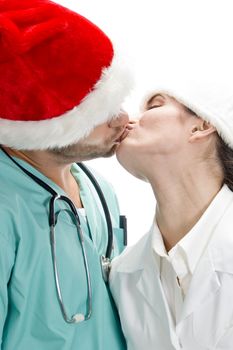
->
55;0;232;244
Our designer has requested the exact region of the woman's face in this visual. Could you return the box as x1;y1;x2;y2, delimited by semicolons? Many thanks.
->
116;93;198;179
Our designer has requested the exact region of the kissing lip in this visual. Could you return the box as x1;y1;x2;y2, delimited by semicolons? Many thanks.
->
126;122;136;130
114;120;137;143
114;128;130;143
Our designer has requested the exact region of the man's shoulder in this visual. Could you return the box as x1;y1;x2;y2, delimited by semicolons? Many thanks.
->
86;165;116;192
73;163;116;192
74;163;119;209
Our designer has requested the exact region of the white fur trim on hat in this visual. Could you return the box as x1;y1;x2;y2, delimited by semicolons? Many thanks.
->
0;53;133;150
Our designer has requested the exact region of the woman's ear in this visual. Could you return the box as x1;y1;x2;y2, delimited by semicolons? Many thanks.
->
189;120;216;143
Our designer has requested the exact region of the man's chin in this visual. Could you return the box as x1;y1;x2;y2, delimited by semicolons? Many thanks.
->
102;144;118;158
85;144;118;160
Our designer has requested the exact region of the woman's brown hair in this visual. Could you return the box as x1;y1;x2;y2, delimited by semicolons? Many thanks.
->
184;105;233;191
217;137;233;192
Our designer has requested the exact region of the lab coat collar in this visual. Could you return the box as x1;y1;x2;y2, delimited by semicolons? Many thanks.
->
114;187;233;340
209;198;233;275
136;226;182;348
177;190;233;325
114;223;164;314
114;222;158;273
176;250;221;325
114;224;180;348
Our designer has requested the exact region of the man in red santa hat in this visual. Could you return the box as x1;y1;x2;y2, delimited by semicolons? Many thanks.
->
0;1;133;349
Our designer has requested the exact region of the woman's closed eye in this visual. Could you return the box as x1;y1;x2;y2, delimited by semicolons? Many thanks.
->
147;104;162;110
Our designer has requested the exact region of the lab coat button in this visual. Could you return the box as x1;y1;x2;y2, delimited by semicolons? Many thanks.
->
178;339;183;348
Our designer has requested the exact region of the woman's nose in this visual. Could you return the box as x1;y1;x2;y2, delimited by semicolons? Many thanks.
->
108;110;129;128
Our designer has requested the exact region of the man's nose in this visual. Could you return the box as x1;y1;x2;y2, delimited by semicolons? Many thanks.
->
108;110;129;128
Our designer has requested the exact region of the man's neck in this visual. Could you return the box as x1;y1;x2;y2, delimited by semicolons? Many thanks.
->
3;146;83;208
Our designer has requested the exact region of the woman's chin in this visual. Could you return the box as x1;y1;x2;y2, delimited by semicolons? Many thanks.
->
115;139;129;159
116;145;140;178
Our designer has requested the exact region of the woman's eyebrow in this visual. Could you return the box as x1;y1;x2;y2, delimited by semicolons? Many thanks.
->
147;93;165;107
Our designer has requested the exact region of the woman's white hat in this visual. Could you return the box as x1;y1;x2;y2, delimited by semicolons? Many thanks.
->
141;72;233;149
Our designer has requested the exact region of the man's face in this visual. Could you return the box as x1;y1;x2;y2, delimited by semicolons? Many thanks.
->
50;111;130;162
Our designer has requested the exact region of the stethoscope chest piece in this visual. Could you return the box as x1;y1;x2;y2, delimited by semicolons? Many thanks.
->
100;255;111;283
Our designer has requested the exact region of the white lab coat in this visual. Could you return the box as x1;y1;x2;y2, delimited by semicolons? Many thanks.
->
110;200;233;350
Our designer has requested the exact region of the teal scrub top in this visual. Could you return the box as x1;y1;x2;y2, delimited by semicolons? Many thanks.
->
0;150;126;350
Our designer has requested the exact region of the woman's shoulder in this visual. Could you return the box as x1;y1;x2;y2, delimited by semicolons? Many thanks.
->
110;230;151;277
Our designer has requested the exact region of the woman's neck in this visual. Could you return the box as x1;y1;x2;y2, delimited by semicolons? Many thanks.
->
148;159;223;251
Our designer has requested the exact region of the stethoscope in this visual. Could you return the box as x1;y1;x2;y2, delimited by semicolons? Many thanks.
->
1;147;127;324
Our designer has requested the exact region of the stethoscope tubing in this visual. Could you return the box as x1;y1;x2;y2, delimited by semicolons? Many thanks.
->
49;194;92;323
77;163;113;259
0;147;114;259
0;146;114;323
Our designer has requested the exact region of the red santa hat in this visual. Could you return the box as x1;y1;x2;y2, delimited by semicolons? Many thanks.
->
0;0;133;150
